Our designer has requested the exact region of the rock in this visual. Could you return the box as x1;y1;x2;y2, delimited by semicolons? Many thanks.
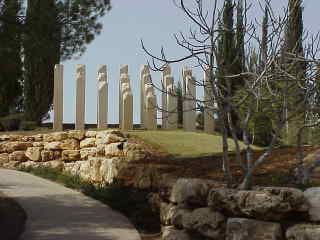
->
1;142;33;153
171;208;191;229
96;133;125;145
162;226;192;240
43;160;64;171
21;136;35;142
62;150;80;162
0;153;9;165
96;144;105;156
33;134;43;142
182;208;226;239
105;142;149;162
8;135;23;141
68;130;85;140
85;130;97;138
301;150;320;183
286;224;320;240
100;158;119;184
25;147;43;161
105;142;125;158
0;135;10;141
43;132;68;142
60;138;80;150
208;187;307;221
304;187;320;222
80;138;96;148
226;218;283;240
9;151;28;162
80;147;97;160
160;202;179;226
170;178;209;208
41;150;61;162
33;142;45;147
64;162;83;176
96;130;124;139
20;161;40;169
3;161;20;169
44;142;61;150
79;157;103;182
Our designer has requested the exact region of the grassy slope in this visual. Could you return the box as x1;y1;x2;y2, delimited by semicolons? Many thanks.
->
128;130;261;158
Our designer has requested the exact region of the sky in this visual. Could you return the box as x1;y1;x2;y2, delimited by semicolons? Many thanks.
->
57;0;319;124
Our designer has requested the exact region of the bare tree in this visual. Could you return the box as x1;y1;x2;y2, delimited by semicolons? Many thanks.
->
141;0;320;189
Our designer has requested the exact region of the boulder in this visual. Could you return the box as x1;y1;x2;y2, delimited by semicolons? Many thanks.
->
20;161;40;169
43;132;68;142
44;142;61;150
85;130;97;138
68;130;85;140
100;158;119;184
80;138;96;148
96;144;105;156
64;162;83;176
33;134;43;142
3;161;20;169
41;150;61;162
43;160;64;171
8;135;23;141
96;133;125;145
304;187;320;222
105;142;149;162
1;142;33;153
208;187;307;221
60;139;80;150
182;208;226;239
80;147;97;160
33;142;45;147
0;135;10;141
25;147;43;161
21;136;35;142
162;226;192;240
9;151;28;162
286;224;320;240
78;157;103;182
170;178;210;208
96;130;124;139
160;202;179;226
0;153;9;165
226;218;283;240
62;150;80;162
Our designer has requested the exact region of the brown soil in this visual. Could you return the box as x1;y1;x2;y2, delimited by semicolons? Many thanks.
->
0;192;27;240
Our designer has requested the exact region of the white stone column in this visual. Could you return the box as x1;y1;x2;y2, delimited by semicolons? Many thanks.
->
145;84;157;130
167;84;178;130
97;65;108;129
140;65;150;128
182;67;193;131
75;64;86;130
53;64;63;131
183;75;196;132
204;68;215;134
161;65;172;129
121;78;133;131
119;65;129;128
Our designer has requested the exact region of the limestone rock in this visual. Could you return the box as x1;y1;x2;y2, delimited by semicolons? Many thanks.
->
9;151;28;162
80;138;96;148
226;218;283;240
33;142;45;147
105;142;149;162
1;142;33;153
286;224;320;240
60;138;80;150
0;153;9;165
62;150;80;162
96;130;124;139
96;133;125;145
78;157;103;182
8;135;23;141
162;226;192;240
44;142;61;150
64;162;83;176
43;160;64;171
160;202;179;226
304;187;320;222
3;161;20;169
182;208;226;239
85;130;97;138
100;158;119;184
105;142;125;158
25;147;43;161
208;187;307;221
41;150;61;162
170;178;209;208
96;144;105;156
80;147;97;160
20;161;40;169
33;134;43;142
171;208;191;229
0;135;10;141
43;132;68;142
68;130;85;140
21;136;35;142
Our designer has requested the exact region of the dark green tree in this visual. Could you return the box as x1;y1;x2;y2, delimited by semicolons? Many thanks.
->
176;81;183;126
23;0;111;123
0;0;23;117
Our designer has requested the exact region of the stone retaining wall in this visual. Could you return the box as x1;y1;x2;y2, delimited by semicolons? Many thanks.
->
160;178;320;240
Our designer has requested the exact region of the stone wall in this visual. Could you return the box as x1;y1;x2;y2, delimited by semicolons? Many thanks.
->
159;178;320;240
0;130;172;189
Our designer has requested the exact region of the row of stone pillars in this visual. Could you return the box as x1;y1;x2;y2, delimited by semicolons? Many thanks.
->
53;64;215;133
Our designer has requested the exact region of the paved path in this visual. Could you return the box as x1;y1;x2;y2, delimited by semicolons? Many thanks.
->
0;169;141;240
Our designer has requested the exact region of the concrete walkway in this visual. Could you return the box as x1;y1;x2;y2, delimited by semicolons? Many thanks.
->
0;169;141;240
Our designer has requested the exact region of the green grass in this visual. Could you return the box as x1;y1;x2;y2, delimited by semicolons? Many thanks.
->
128;130;262;158
18;166;160;234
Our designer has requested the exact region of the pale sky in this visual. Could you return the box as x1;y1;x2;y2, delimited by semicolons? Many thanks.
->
57;0;319;124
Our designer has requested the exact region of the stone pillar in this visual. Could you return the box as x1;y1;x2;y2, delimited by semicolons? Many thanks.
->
167;84;178;130
97;65;108;129
161;65;172;129
140;65;150;128
119;65;129;128
75;64;86;130
204;68;215;134
182;67;194;131
120;77;133;131
53;64;63;131
145;84;157;130
183;75;196;132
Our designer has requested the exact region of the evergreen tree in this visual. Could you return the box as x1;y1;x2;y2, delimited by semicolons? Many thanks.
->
176;81;183;126
0;0;23;117
23;0;111;123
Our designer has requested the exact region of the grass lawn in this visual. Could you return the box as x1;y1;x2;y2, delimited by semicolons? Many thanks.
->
128;130;262;158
